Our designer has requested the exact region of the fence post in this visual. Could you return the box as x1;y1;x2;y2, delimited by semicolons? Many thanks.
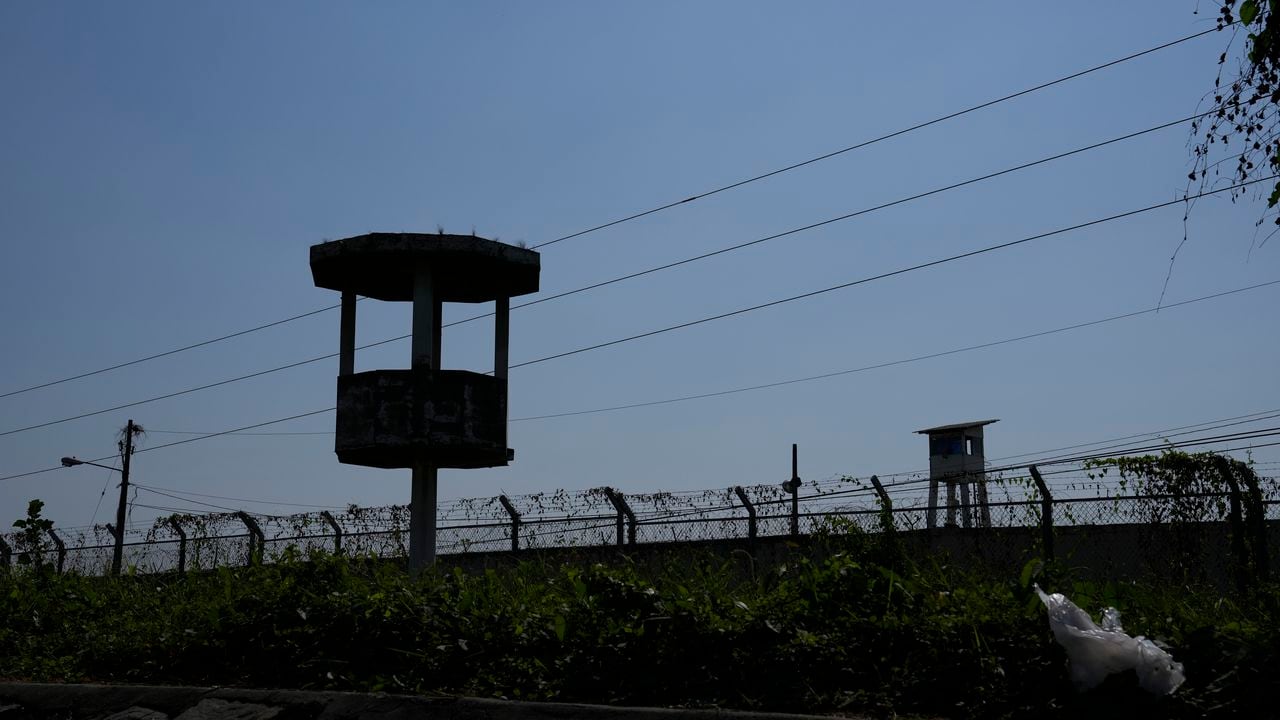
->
1241;472;1270;582
1222;471;1250;592
236;511;265;566
105;523;116;570
733;486;757;541
975;473;993;528
869;475;894;533
320;511;343;555
498;495;521;552
603;487;636;546
783;444;802;537
47;529;66;574
1028;466;1054;562
0;535;10;568
166;518;187;574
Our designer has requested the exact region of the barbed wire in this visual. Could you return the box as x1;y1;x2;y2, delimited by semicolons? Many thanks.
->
7;474;1276;575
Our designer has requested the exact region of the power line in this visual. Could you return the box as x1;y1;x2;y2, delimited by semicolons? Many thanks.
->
1003;413;1280;468
131;482;350;510
509;280;1280;421
0;28;1225;403
872;428;1280;495
987;407;1280;463
132;409;336;456
4;235;1272;489
508;176;1276;371
148;281;1280;435
1010;427;1280;470
876;407;1280;481
446;110;1246;334
9;275;1272;485
806;427;1280;503
0;338;398;439
25;419;1280;534
133;486;242;513
130;502;249;519
2;123;1252;441
0;303;341;401
797;433;1280;507
0;408;334;483
147;429;331;436
529;26;1224;250
86;456;120;529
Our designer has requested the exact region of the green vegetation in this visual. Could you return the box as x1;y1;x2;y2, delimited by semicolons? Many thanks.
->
1193;1;1280;214
2;526;1276;719
9;499;54;569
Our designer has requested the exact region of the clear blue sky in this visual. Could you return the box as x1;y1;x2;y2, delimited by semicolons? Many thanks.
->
2;2;1277;536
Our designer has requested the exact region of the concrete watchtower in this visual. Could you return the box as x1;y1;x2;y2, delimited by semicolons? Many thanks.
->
915;419;998;530
310;233;540;569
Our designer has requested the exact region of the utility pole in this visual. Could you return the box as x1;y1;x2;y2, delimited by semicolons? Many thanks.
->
112;419;135;576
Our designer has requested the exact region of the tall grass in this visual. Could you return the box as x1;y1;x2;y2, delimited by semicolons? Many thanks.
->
1;529;1274;719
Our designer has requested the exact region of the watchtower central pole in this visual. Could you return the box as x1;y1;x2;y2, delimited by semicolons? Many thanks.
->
410;268;440;570
412;269;437;369
410;461;437;569
339;290;356;376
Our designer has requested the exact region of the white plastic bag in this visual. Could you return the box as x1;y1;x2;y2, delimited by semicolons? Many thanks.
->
1035;585;1185;695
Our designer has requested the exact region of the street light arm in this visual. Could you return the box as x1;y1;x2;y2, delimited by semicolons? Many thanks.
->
60;457;117;472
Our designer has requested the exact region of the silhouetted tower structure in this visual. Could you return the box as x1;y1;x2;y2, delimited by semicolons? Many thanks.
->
916;419;998;530
310;233;540;569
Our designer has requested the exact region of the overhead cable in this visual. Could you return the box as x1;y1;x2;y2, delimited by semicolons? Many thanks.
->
0;27;1225;401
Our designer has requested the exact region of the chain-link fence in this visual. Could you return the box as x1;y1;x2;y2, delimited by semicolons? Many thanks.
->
3;472;1276;580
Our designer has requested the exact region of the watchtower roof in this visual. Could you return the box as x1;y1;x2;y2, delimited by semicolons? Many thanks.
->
310;233;540;303
914;419;1000;435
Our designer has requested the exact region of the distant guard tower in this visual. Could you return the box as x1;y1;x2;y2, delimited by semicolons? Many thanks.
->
310;233;540;569
915;419;998;530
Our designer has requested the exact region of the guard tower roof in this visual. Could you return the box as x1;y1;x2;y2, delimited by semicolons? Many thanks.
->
914;419;1000;435
310;233;540;303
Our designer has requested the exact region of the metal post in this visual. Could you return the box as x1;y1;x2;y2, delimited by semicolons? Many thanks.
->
976;476;992;528
47;529;66;574
339;290;357;376
603;487;636;546
235;511;265;566
1241;472;1270;581
112;419;135;576
788;444;802;537
167;518;187;573
926;479;938;530
320;511;343;555
52;530;69;572
498;494;521;552
959;478;972;529
869;475;892;510
1028;465;1054;562
733;486;757;540
1222;469;1249;592
870;475;895;534
410;463;438;568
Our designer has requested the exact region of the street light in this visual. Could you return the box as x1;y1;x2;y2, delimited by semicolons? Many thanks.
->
60;419;138;576
61;457;117;472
